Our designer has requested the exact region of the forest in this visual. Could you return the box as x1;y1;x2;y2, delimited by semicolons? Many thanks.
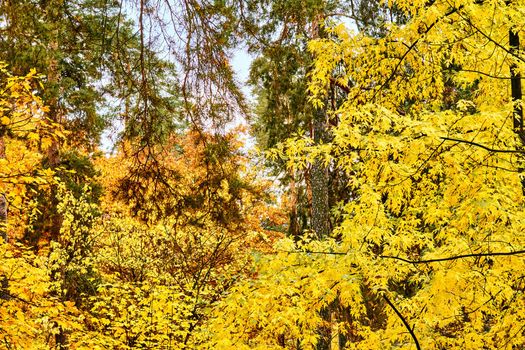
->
1;0;525;349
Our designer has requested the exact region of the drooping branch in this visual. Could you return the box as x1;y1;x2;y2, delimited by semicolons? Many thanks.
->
458;68;522;80
383;295;421;350
457;9;525;65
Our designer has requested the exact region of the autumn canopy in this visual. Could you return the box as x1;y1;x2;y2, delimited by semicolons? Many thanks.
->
1;0;524;349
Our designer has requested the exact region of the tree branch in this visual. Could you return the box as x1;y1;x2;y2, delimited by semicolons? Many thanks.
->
457;10;525;65
373;6;461;100
330;77;350;94
381;249;525;264
383;295;421;350
280;249;525;264
458;69;521;80
441;137;525;153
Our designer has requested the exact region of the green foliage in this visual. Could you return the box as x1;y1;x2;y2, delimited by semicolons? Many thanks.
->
0;0;182;147
54;150;103;203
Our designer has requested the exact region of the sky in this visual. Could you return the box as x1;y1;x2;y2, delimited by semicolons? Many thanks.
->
232;49;254;99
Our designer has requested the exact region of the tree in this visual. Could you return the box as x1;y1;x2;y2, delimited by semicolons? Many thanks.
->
0;240;84;349
243;0;337;240
0;66;283;347
205;0;525;348
0;64;63;243
240;2;412;347
0;0;175;146
244;0;408;240
0;0;185;249
84;128;283;348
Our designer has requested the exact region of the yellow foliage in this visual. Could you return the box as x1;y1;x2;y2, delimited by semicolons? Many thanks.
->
5;1;525;348
205;1;525;349
0;242;84;349
0;63;65;240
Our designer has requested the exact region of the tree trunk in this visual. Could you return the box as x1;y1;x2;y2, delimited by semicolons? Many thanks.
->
0;133;7;243
510;29;523;142
309;16;333;350
46;37;63;242
310;109;331;239
508;26;525;195
288;169;300;237
0;132;10;300
308;14;331;240
47;38;61;166
311;110;332;350
316;306;331;350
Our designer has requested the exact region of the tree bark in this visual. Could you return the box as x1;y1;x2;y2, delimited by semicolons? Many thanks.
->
47;38;61;166
316;306;331;350
0;133;7;243
310;109;331;239
46;37;63;242
508;23;525;195
311;110;332;350
288;169;300;237
509;29;523;142
309;16;333;350
308;14;331;240
0;132;10;301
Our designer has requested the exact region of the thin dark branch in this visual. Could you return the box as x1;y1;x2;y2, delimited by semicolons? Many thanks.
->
279;249;525;264
373;6;461;100
381;249;525;264
383;295;421;350
457;10;525;65
458;69;521;80
0;288;38;306
441;137;524;153
278;250;347;255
